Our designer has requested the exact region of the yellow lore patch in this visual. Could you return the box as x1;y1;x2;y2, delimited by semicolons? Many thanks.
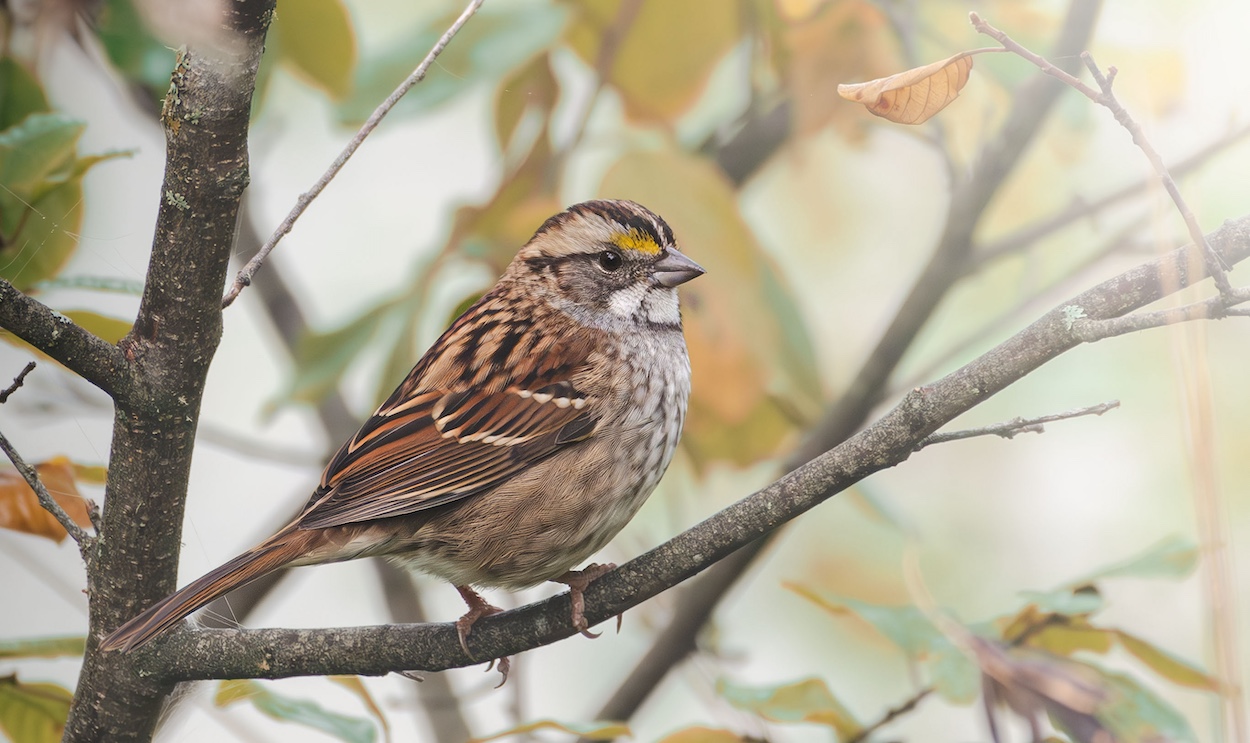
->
611;229;662;256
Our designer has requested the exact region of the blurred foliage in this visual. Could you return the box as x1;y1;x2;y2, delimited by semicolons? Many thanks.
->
469;718;630;742
215;679;382;743
4;0;1243;741
0;457;93;544
0;675;71;743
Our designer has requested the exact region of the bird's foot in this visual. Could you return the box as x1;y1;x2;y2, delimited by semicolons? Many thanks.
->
555;562;619;638
454;585;511;685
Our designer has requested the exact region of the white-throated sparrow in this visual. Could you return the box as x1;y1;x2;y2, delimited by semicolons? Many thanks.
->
101;200;704;677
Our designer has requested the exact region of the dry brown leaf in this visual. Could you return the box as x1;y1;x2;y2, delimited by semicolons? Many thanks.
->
838;49;998;124
0;457;92;543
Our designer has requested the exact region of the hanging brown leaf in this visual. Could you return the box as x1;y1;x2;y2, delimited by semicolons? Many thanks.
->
837;49;999;124
0;457;92;543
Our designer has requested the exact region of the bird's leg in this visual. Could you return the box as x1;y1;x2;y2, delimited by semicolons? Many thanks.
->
453;585;511;685
554;562;618;638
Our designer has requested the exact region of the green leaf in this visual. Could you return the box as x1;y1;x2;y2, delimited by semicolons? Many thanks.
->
788;584;939;658
274;0;358;100
0;114;130;291
786;584;980;702
0;57;50;131
717;677;861;738
469;719;630;743
1113;631;1220;692
0;675;72;743
0;178;85;291
0;113;84;195
215;680;377;743
0;637;85;660
336;4;566;125
327;677;391;743
1096;669;1198;743
61;310;133;345
1076;536;1198;584
93;0;176;104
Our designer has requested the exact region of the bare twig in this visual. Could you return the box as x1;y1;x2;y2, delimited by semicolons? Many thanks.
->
0;361;36;403
0;430;92;549
973;123;1250;266
1071;288;1250;342
917;400;1119;449
970;12;1236;299
846;687;934;743
0;362;95;549
221;0;485;308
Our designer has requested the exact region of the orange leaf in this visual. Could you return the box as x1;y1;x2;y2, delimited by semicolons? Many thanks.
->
838;49;998;124
0;457;91;543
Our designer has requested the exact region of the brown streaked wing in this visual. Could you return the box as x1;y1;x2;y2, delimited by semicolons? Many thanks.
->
296;323;602;530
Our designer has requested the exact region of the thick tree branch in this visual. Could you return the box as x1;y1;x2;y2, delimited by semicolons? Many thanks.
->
65;2;275;741
0;279;131;398
131;213;1250;682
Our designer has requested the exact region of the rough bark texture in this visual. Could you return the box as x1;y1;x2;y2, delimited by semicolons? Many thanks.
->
62;3;274;740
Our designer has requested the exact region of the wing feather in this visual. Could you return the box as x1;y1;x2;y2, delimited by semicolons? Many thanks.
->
296;306;601;530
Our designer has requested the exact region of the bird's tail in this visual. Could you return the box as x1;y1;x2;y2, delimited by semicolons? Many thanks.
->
100;530;313;652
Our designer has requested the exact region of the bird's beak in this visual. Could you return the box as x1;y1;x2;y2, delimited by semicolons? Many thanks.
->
653;248;705;287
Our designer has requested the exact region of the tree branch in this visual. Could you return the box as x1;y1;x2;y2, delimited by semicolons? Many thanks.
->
916;401;1120;449
0;279;131;398
971;12;1236;299
131;212;1250;683
65;2;275;740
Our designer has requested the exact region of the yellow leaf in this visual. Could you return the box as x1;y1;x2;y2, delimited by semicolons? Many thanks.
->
61;310;132;345
1114;631;1221;692
565;0;738;123
276;0;358;100
469;719;629;743
0;675;73;743
785;0;900;138
838;49;998;124
657;727;745;743
0;458;91;543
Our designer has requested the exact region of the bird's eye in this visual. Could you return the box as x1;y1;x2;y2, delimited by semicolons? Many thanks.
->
597;250;623;272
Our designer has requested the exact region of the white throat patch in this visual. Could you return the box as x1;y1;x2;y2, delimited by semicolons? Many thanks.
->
607;283;647;318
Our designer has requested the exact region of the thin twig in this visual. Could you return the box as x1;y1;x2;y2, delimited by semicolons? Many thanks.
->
0;363;94;549
221;0;485;308
846;686;935;743
970;12;1236;300
916;401;1119;450
0;361;36;403
0;428;92;548
973;123;1250;266
1070;288;1250;342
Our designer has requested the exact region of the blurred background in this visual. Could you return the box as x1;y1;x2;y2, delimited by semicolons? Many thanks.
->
1;0;1248;741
